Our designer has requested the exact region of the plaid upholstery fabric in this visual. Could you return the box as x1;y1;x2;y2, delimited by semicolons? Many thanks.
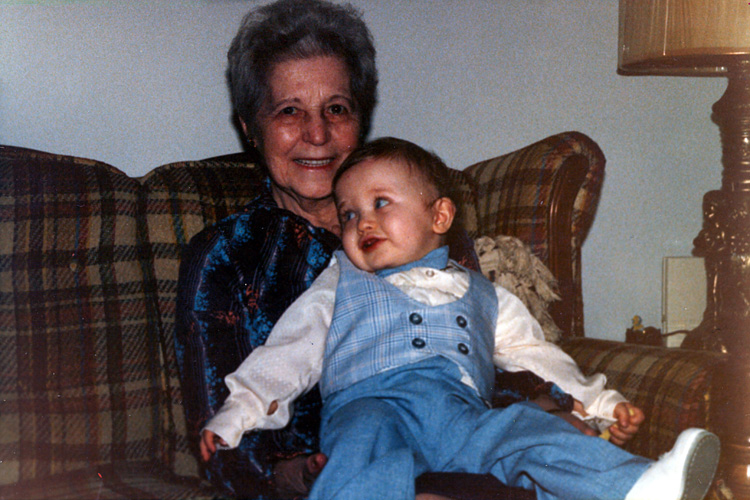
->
0;137;733;499
141;160;265;477
0;147;165;485
0;461;221;500
562;338;725;460
562;338;735;499
445;168;479;236
463;132;605;338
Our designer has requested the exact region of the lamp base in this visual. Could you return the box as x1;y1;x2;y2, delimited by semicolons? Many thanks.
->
681;61;750;500
708;352;750;500
682;191;750;355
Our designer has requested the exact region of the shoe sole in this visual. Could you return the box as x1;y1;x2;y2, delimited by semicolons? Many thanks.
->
681;431;720;500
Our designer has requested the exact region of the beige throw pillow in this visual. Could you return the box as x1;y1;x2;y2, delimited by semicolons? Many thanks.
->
475;235;562;342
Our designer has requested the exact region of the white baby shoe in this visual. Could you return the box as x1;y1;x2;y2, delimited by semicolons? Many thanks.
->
625;428;720;500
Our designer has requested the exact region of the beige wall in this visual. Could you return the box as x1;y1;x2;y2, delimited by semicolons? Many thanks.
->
0;0;727;341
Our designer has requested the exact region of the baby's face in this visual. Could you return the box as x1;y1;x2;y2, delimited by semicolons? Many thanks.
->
334;158;445;272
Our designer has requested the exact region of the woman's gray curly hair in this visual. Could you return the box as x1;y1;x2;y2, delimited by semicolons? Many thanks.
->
227;0;378;142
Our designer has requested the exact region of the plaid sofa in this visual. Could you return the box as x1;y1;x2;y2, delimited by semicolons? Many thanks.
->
0;132;729;499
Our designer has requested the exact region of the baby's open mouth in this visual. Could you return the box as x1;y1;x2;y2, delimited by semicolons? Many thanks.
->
360;237;380;250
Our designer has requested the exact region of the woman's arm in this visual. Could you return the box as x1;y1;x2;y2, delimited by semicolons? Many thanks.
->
174;202;340;497
175;227;244;439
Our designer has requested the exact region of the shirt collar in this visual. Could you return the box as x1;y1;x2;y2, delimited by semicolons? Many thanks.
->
253;177;277;208
375;246;450;278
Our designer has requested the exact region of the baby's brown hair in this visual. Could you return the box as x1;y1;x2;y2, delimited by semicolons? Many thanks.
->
333;137;455;207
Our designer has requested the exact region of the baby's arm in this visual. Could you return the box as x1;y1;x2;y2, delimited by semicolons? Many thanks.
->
200;261;339;457
491;285;642;439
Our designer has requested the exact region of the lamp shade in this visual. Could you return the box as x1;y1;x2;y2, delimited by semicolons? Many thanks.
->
618;0;750;76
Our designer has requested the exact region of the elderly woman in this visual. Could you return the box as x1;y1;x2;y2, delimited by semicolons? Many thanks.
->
175;1;371;496
175;1;604;499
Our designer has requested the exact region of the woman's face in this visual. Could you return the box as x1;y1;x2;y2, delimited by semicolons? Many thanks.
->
252;55;361;210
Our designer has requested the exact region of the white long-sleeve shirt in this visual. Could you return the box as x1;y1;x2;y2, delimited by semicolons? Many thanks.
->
206;257;625;448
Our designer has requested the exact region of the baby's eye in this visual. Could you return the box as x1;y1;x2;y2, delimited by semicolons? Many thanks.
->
374;198;389;209
341;210;356;222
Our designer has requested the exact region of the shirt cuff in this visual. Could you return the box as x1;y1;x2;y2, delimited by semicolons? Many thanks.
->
580;389;629;431
203;399;261;449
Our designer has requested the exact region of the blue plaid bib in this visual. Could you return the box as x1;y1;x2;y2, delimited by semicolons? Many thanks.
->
320;249;498;402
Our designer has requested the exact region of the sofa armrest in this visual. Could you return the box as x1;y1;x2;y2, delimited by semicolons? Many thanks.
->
561;338;726;460
462;132;605;339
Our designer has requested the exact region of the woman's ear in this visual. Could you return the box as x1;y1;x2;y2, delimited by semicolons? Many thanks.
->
239;118;257;148
431;197;456;235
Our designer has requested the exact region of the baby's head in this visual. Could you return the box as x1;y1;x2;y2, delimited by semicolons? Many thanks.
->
332;137;456;272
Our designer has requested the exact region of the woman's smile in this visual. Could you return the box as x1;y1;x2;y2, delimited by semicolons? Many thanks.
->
295;157;336;168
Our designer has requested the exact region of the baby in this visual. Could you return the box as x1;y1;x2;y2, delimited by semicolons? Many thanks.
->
201;137;720;500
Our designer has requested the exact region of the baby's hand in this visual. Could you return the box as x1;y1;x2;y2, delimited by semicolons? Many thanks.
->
199;429;228;462
608;402;645;445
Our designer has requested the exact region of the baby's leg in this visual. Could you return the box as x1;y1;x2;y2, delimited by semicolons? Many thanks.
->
451;401;652;500
308;397;422;500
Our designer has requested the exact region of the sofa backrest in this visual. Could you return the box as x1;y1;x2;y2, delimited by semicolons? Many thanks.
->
464;132;605;338
140;158;266;476
0;147;166;485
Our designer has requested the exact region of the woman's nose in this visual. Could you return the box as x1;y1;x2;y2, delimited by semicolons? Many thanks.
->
303;114;330;145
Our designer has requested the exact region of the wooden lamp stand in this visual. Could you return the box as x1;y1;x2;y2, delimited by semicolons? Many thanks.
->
683;59;750;499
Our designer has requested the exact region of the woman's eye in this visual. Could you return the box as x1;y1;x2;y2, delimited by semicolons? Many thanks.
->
328;104;348;115
280;106;297;116
375;198;389;209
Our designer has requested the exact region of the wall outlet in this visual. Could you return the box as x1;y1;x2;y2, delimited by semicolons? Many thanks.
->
662;257;706;347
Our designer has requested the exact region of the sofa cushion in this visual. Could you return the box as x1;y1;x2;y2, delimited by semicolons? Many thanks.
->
0;147;166;485
0;461;220;500
141;159;265;476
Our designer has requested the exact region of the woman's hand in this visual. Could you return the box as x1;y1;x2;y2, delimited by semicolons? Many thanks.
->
608;402;645;445
199;429;228;462
273;453;328;498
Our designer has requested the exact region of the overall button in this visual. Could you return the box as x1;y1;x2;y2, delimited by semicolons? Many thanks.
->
456;316;468;328
457;343;470;355
412;338;426;348
409;313;423;325
425;269;435;277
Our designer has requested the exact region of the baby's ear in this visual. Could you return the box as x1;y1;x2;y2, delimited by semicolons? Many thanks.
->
432;197;456;235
